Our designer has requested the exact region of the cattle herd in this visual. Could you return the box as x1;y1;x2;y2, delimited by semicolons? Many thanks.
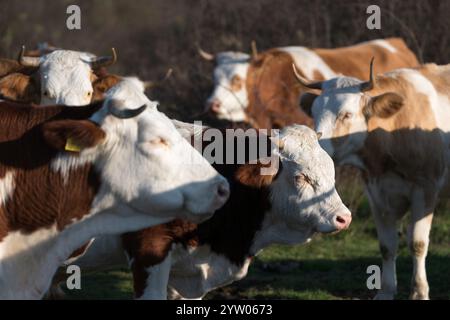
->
0;37;448;300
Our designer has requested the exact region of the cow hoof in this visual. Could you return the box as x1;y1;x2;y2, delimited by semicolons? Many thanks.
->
373;292;395;300
410;291;429;300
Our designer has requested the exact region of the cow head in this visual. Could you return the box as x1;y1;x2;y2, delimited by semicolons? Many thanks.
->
82;78;229;223
294;60;404;167
269;125;351;238
18;46;117;106
199;46;253;122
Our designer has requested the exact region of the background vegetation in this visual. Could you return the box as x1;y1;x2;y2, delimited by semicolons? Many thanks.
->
1;0;449;299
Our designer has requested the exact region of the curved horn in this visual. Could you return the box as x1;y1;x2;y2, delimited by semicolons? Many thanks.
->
196;44;214;61
107;99;147;119
251;40;258;59
86;48;117;69
18;45;41;67
292;64;323;90
143;68;173;89
361;57;376;92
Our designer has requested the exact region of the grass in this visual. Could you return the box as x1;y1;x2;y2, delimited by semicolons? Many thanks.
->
64;182;450;300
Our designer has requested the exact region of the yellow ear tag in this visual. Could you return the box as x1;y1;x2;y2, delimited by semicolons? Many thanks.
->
65;138;82;153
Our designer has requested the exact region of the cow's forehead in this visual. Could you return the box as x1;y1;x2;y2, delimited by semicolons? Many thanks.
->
215;51;250;64
105;79;155;110
214;60;249;82
41;50;91;70
278;125;326;164
313;77;365;113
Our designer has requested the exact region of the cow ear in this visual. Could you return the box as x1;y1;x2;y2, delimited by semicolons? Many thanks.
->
235;162;276;188
300;92;319;117
0;73;39;103
365;92;404;119
92;75;122;101
42;120;106;153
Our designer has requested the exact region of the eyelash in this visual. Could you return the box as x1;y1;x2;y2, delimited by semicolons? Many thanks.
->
295;174;312;187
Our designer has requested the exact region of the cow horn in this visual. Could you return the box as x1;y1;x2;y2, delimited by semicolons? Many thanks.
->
18;45;41;67
107;99;147;119
251;40;258;59
292;64;323;90
196;44;214;61
143;68;173;89
361;57;376;92
86;48;117;69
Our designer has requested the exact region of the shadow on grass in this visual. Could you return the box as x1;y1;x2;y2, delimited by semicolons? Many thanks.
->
208;254;450;300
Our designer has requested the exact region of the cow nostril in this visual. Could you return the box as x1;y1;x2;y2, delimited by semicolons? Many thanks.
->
336;216;346;224
217;182;229;200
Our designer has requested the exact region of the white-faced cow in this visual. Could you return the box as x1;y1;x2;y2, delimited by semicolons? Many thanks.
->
201;38;419;129
52;124;352;299
294;61;450;300
0;46;117;105
0;78;229;299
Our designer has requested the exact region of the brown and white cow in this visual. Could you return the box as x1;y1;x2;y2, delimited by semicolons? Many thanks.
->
0;78;229;299
294;61;450;299
0;46;117;105
55;124;352;299
201;38;419;129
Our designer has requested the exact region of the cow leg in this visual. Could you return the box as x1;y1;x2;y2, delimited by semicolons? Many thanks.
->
408;189;435;300
135;252;172;300
372;209;399;300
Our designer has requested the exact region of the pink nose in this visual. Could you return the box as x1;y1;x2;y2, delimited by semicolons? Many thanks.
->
335;213;352;230
206;100;222;113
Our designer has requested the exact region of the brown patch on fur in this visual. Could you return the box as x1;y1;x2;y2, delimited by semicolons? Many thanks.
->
0;59;38;78
0;101;104;242
0;73;40;103
246;50;313;129
92;75;122;102
410;241;426;257
314;38;419;80
122;220;197;298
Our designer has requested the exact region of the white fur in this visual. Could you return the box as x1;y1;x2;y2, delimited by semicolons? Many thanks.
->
39;50;95;106
371;39;397;53
0;171;15;206
280;47;336;79
207;52;250;122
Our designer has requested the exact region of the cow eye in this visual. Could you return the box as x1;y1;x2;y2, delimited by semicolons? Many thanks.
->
149;137;169;147
43;90;49;97
230;75;243;92
87;91;93;97
340;112;353;120
295;173;311;186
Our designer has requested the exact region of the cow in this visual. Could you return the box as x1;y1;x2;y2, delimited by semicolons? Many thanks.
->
293;60;450;300
0;46;117;105
50;123;352;299
200;38;419;129
0;78;229;299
